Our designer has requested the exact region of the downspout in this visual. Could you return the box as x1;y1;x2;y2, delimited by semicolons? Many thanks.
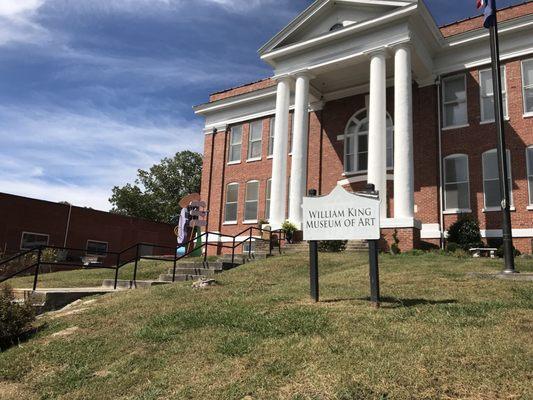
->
63;203;72;247
436;76;445;249
206;128;217;232
218;128;229;234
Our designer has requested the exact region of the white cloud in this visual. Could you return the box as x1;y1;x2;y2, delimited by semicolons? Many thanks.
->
0;0;48;45
0;104;204;211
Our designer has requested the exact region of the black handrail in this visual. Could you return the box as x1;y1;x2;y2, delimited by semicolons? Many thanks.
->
0;226;290;291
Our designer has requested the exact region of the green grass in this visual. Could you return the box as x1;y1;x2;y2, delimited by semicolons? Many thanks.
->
0;252;532;399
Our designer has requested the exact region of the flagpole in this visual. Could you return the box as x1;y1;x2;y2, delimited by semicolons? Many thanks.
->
488;1;516;273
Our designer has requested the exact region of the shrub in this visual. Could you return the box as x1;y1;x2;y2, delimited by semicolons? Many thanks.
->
446;242;459;253
390;229;401;255
0;286;35;349
281;221;298;244
318;241;347;253
447;215;483;251
496;245;521;258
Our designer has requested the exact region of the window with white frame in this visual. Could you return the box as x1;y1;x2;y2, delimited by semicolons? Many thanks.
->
265;178;272;220
344;108;393;173
248;120;263;160
20;232;49;250
442;74;468;128
522;59;533;115
482;149;513;210
479;67;508;122
268;118;275;157
224;183;239;222
228;125;242;163
443;154;470;211
244;181;259;222
86;240;108;256
527;146;533;205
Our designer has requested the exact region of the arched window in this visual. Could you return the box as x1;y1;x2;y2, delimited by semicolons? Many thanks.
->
344;108;393;174
443;154;470;211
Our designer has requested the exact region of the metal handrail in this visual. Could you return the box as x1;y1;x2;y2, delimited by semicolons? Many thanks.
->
0;226;290;291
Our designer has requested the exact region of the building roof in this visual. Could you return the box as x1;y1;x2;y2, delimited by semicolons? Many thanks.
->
207;1;533;103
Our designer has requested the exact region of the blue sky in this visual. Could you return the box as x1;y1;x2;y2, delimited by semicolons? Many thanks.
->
0;0;525;211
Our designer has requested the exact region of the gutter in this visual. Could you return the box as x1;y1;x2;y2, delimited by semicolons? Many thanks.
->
436;76;445;249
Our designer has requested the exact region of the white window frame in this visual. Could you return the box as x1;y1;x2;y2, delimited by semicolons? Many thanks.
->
479;67;508;123
527;146;533;209
247;120;263;162
244;180;259;223
228;125;243;164
344;108;393;174
442;74;469;130
443;154;471;213
265;178;272;220
522;58;533;117
20;232;49;250
267;117;275;158
482;149;514;212
86;240;109;256
224;183;239;224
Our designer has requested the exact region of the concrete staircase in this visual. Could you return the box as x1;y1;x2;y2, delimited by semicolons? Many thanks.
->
282;240;368;254
345;240;369;252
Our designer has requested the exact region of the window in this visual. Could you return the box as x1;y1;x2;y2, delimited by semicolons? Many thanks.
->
268;118;275;157
20;232;49;250
224;183;239;223
479;67;508;122
244;181;259;222
248;120;263;160
344;108;393;173
265;179;272;220
443;154;470;211
86;240;108;256
482;149;513;210
228;125;242;163
442;74;468;128
527;146;533;206
522;59;533;115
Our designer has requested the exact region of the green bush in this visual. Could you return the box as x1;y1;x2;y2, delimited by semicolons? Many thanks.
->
447;215;483;251
496;245;521;258
0;286;35;349
390;229;401;255
318;241;347;253
446;242;459;253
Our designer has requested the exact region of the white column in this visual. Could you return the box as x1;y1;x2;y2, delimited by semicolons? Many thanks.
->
269;77;291;229
289;73;310;227
394;44;415;219
367;50;388;218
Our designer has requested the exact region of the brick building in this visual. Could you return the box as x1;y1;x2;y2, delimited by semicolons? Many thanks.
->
194;0;533;254
0;192;176;257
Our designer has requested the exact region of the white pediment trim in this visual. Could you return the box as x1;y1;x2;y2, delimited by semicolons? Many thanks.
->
258;0;417;57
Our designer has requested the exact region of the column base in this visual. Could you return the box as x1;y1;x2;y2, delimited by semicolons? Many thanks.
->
379;218;421;253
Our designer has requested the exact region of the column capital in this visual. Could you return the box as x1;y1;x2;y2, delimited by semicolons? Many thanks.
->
291;70;316;80
272;74;295;84
364;47;390;60
391;41;412;52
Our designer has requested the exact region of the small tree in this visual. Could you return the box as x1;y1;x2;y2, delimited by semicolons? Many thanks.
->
447;215;483;251
0;286;35;349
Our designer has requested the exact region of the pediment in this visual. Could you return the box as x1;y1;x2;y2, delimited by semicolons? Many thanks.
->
259;0;417;55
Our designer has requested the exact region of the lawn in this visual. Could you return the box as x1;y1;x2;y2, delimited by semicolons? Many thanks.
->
0;252;532;400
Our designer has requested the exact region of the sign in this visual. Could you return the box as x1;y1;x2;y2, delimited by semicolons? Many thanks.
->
302;185;380;241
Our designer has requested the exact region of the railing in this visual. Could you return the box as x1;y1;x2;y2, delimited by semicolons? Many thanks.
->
0;227;287;291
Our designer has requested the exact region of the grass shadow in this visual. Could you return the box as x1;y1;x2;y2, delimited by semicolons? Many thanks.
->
355;296;458;308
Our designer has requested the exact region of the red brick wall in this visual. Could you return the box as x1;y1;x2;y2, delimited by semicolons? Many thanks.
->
200;59;533;254
0;193;176;255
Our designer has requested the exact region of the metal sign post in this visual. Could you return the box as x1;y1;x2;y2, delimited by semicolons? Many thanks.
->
365;184;380;308
308;189;319;302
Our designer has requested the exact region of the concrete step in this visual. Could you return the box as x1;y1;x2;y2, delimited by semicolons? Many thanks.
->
158;274;205;282
101;279;169;289
166;267;218;276
220;253;269;264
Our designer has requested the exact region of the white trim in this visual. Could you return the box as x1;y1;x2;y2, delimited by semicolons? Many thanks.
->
522;58;533;116
527;205;533;211
483;207;516;213
227;160;241;166
243;220;259;225
224;182;240;224
441;124;470;131
481;229;533;238
337;173;394;186
244;180;260;223
443;154;471;212
527;146;533;208
421;224;442;240
261;4;418;61
20;231;50;250
194;87;277;115
222;222;238;226
479;66;508;123
246;157;262;163
381;218;422;230
443;209;472;215
524;112;533;118
441;74;468;129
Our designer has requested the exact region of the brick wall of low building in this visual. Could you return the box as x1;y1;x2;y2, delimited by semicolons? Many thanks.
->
0;193;176;256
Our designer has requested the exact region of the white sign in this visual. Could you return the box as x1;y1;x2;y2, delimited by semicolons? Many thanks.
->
302;186;380;241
